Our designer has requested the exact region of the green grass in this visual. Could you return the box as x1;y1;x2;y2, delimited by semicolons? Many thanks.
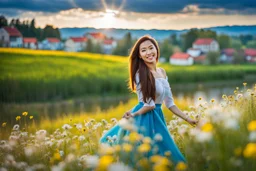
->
1;48;256;102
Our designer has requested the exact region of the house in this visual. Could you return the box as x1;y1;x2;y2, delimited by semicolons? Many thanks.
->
170;52;193;66
39;38;63;50
0;26;23;47
244;48;256;63
220;48;236;63
85;32;106;44
187;48;202;57
23;37;37;49
194;55;207;64
65;37;87;52
102;39;117;54
192;38;219;53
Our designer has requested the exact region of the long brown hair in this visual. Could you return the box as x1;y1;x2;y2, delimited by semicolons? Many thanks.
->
128;35;160;103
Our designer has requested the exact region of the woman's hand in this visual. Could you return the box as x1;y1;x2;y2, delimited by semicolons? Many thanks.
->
122;111;133;119
187;118;199;126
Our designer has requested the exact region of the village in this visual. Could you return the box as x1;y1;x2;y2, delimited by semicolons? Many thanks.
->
0;25;256;66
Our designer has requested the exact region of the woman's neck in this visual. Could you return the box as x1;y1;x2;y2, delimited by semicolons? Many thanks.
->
145;63;157;72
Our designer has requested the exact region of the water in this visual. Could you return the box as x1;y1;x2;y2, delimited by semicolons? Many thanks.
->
0;80;255;125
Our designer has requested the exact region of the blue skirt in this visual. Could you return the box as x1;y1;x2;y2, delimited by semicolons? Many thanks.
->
99;102;186;165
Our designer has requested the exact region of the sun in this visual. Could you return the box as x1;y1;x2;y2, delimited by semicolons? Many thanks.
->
103;9;119;20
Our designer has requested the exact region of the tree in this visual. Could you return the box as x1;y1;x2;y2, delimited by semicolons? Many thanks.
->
160;39;173;62
0;15;8;28
29;19;37;37
42;25;61;40
246;40;256;48
93;42;103;53
170;34;179;45
239;34;253;45
112;32;133;56
207;51;220;65
182;29;198;51
233;50;245;64
217;34;231;49
231;39;243;50
85;39;94;52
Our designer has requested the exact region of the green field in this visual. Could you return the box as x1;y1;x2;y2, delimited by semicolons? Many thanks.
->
0;48;256;102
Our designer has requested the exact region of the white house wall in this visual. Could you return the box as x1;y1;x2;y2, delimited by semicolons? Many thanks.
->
0;28;9;47
170;58;193;65
10;37;23;47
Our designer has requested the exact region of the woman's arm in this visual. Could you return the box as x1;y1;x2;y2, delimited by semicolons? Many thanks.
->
132;105;155;116
169;105;198;125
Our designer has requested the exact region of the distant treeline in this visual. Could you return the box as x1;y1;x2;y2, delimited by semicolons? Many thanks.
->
0;15;61;41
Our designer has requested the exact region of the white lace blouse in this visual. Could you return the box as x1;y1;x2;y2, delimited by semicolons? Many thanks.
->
135;72;175;108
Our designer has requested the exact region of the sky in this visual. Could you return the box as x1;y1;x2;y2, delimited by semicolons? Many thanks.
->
0;0;256;30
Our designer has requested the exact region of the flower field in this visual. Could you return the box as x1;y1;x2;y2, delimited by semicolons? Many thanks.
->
0;83;255;171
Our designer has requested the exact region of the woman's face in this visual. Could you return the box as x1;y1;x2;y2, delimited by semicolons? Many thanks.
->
139;40;157;64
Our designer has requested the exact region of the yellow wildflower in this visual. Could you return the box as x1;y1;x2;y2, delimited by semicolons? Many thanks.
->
105;147;114;155
2;122;7;127
138;158;150;169
138;143;151;153
243;143;256;158
112;145;120;153
175;162;187;171
129;132;141;143
29;116;33;119
198;97;202;101
222;94;227;99
243;82;247;86
201;123;213;132
153;163;169;171
234;147;242;157
210;99;215;103
16;116;21;121
164;151;171;157
247;120;256;131
122;143;132;152
97;155;114;170
22;112;28;116
53;152;61;160
143;137;151;144
151;155;163;163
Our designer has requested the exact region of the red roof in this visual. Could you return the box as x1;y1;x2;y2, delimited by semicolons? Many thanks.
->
170;52;191;60
3;26;22;37
194;55;206;61
23;37;37;43
47;38;60;43
88;32;106;40
70;37;87;42
104;39;114;45
194;38;214;45
244;49;256;57
222;48;236;56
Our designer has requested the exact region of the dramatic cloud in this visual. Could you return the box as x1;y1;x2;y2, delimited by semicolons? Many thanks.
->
1;0;256;29
0;0;256;14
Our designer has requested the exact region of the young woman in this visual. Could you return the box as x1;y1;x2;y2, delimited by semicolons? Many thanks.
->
100;35;198;164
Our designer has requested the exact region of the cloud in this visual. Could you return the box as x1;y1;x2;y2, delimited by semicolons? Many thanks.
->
0;0;256;15
3;8;255;30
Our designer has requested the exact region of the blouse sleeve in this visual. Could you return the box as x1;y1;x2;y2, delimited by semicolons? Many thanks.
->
164;76;175;108
135;72;155;107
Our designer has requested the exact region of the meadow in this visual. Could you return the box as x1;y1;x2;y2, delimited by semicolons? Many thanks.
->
0;83;255;171
1;48;256;103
